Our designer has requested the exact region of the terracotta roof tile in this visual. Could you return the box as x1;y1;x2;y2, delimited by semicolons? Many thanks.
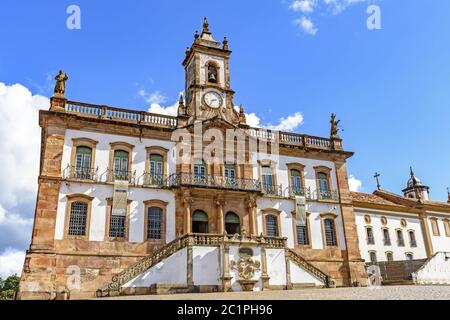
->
350;192;405;207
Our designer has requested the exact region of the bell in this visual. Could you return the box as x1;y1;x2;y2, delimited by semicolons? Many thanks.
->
209;73;216;81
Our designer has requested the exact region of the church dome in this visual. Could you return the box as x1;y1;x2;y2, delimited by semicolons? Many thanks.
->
407;175;422;188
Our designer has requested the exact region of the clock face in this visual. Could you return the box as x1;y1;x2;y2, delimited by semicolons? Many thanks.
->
203;91;223;109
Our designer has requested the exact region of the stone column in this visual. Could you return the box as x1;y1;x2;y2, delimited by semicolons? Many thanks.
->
334;159;368;286
260;247;270;291
216;195;225;235
284;252;293;290
187;242;194;290
419;211;434;258
221;245;232;292
183;192;193;234
247;196;258;236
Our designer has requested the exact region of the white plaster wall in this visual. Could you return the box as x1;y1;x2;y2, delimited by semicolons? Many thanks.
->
289;261;324;286
256;199;345;250
426;212;450;253
355;209;427;262
123;248;187;288
55;183;176;243
414;252;450;285
266;249;287;286
229;246;262;292
193;247;221;286
251;152;338;198
61;129;177;183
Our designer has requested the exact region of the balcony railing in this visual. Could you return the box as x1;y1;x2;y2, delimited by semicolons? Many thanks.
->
262;184;283;197
168;173;261;192
288;187;312;199
316;190;339;201
107;169;137;184
384;238;392;246
143;174;168;188
63;165;98;181
367;237;375;245
397;239;405;247
410;240;417;248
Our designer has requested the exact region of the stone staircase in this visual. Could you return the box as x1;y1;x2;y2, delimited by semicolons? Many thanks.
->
97;233;333;297
367;259;427;285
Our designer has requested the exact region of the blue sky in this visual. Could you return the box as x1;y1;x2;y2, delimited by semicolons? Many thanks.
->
0;0;450;275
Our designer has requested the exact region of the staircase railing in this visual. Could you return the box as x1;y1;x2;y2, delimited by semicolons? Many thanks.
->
285;248;334;288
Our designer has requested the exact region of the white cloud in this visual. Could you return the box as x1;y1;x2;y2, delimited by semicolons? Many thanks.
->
290;0;317;13
233;106;304;132
138;89;168;105
294;16;318;35
324;0;368;15
348;174;363;192
0;83;48;207
0;248;25;278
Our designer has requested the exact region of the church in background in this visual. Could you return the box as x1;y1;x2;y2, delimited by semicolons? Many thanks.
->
17;19;450;299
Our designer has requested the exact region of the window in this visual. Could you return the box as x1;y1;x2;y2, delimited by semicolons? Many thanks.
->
192;210;209;234
444;219;450;237
369;251;377;263
113;150;129;181
75;146;92;179
290;169;303;195
194;159;207;184
386;252;394;261
68;202;88;236
147;207;163;240
296;225;309;245
366;227;375;245
324;218;337;247
262;165;274;194
406;253;414;261
109;214;126;238
408;231;417;247
382;228;391;246
396;229;405;247
207;64;218;83
225;212;240;235
145;146;168;187
265;215;278;237
430;218;440;236
224;164;237;187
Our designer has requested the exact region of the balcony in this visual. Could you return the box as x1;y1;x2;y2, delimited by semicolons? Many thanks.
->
410;240;417;248
106;169;136;184
367;236;375;245
288;187;312;199
168;173;261;192
315;190;339;201
383;238;392;246
397;239;405;247
143;173;167;188
262;184;283;197
63;165;98;181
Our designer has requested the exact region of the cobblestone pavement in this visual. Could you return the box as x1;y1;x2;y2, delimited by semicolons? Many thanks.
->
102;286;450;300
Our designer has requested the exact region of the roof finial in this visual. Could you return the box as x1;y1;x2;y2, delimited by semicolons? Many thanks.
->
410;166;415;178
374;172;381;190
54;70;68;98
222;37;229;50
177;94;186;117
239;104;247;125
203;17;210;34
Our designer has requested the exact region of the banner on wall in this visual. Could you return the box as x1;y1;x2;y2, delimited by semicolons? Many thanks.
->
112;180;129;216
295;196;307;226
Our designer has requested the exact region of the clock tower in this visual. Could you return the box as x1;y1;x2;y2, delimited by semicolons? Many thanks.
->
181;18;240;126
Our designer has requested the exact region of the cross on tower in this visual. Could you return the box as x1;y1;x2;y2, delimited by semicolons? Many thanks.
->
374;172;381;190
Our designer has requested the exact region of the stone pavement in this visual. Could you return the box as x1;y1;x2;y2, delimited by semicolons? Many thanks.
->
101;285;450;300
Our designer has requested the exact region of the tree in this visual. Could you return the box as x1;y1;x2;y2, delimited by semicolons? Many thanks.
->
0;275;20;300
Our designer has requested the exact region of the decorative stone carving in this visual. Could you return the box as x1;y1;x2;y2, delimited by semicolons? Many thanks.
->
230;248;260;280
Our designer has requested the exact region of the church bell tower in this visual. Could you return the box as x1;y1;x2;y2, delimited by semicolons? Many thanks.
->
181;18;239;126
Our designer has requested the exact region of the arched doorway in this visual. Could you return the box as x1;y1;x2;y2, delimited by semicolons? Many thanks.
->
192;210;209;234
225;212;241;235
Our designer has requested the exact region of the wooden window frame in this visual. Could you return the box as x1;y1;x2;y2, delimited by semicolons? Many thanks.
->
405;252;414;261
430;217;440;237
146;146;169;176
382;227;391;246
64;194;94;240
292;211;311;248
314;166;333;201
385;251;394;261
262;208;282;237
408;229;417;247
109;142;134;182
105;197;132;242
368;250;377;263
144;200;168;244
320;213;339;248
70;138;98;169
286;163;306;192
443;218;450;237
365;226;375;245
396;228;405;246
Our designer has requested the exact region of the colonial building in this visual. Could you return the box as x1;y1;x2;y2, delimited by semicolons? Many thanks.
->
17;19;449;299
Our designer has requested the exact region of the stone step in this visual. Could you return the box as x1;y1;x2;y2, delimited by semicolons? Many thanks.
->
291;283;318;290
